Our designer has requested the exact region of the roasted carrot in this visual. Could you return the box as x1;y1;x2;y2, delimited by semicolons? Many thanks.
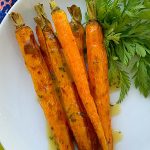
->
68;5;85;61
49;1;108;149
34;4;94;150
72;83;99;150
86;1;113;150
10;12;74;150
68;5;99;149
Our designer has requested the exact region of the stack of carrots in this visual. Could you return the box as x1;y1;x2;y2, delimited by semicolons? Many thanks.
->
10;0;113;150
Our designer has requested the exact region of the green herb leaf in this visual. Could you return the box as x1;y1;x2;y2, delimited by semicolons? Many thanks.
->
135;43;147;57
134;59;150;97
118;71;131;103
108;59;120;87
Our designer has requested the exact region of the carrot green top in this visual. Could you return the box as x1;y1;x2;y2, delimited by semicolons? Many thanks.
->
10;12;25;28
86;0;96;20
49;0;60;12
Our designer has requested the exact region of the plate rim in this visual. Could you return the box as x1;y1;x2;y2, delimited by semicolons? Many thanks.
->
0;0;21;28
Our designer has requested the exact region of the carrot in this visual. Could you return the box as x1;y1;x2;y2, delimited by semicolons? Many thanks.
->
86;1;113;150
68;5;85;61
49;1;108;149
68;5;99;149
10;12;74;150
34;4;94;150
72;83;99;150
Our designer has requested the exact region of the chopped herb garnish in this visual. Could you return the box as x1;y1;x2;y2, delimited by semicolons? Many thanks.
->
69;113;77;122
50;72;56;81
59;66;66;72
38;95;43;99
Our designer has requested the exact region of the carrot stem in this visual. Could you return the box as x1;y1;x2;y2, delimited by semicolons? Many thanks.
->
9;12;25;28
34;4;47;18
49;0;59;12
86;0;96;20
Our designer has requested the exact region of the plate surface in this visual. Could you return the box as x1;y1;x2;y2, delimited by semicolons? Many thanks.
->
0;0;150;150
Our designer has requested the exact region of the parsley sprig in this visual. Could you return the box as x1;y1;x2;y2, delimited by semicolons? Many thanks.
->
87;0;150;103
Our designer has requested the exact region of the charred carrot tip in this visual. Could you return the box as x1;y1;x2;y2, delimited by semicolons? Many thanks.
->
9;12;25;28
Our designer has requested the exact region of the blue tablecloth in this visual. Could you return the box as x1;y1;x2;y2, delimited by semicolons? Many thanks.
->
0;0;17;23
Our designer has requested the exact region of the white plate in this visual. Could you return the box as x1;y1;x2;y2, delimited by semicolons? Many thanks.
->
0;0;150;150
